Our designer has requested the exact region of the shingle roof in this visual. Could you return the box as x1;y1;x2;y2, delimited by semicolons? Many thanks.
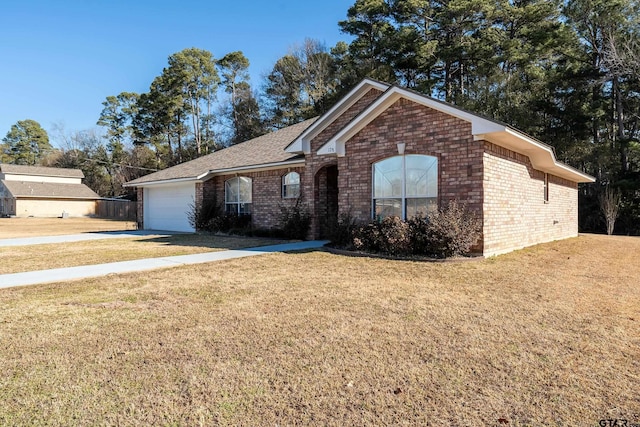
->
0;164;85;178
2;180;100;199
127;118;317;186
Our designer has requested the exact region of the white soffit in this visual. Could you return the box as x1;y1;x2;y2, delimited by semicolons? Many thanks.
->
478;128;596;183
285;79;390;154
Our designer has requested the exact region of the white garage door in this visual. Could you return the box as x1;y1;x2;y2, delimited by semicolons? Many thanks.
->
144;183;195;232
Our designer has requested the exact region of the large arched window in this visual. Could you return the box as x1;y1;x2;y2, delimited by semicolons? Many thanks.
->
282;171;300;198
372;154;438;219
225;176;252;215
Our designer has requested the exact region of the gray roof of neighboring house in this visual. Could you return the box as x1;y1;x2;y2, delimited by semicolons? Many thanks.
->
126;118;317;186
0;163;85;178
1;180;100;199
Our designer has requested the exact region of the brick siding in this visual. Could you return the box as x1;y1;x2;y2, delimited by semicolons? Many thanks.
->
136;187;143;229
301;88;385;236
303;97;485;239
482;142;578;256
202;167;306;230
334;98;485;222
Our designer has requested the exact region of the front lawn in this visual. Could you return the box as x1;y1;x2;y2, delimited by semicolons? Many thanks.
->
0;234;638;425
0;234;295;274
0;217;136;238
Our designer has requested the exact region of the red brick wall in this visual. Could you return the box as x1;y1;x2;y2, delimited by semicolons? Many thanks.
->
195;182;204;210
136;187;144;229
333;98;485;225
202;167;306;230
298;96;485;240
311;88;383;153
301;88;384;236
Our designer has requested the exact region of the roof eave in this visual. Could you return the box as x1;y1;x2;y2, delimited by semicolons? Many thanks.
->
201;159;306;178
317;85;595;183
478;128;595;183
14;195;100;200
6;173;85;179
123;176;200;188
125;159;306;187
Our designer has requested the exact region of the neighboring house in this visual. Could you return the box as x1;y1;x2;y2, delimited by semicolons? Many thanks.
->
0;164;100;217
125;79;595;256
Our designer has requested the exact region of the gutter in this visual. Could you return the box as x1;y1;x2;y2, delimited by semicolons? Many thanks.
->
123;176;201;188
202;159;305;176
124;159;305;187
13;195;101;200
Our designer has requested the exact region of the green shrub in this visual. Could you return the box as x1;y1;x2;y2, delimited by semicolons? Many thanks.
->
278;198;311;240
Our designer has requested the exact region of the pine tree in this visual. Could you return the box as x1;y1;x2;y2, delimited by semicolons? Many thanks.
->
2;119;52;165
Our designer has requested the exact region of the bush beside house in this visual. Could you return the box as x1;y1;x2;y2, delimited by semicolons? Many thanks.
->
331;201;482;259
188;197;311;240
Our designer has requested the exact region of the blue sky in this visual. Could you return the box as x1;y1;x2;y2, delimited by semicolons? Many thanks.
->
0;0;352;146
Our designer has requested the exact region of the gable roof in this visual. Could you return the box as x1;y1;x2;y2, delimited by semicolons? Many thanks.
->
125;118;317;187
285;79;390;154
315;81;595;183
0;164;84;178
2;180;100;199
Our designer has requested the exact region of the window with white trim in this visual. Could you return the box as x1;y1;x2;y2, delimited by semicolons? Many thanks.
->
225;176;252;215
372;154;438;219
282;171;300;198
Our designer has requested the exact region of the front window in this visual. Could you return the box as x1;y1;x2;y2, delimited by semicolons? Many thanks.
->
225;176;252;215
282;172;300;198
372;154;438;219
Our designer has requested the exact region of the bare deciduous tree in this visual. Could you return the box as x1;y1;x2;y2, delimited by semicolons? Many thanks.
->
598;185;621;235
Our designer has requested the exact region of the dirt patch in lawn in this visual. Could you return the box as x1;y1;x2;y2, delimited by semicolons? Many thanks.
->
0;234;638;425
0;217;136;238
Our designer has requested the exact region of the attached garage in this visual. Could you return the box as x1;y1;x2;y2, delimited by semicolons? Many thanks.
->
143;182;195;232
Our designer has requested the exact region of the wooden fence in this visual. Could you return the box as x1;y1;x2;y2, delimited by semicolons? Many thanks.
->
96;199;137;221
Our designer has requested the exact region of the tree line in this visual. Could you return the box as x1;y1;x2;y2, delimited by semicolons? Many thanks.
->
2;0;639;234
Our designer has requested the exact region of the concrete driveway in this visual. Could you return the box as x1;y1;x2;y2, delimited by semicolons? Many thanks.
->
0;230;177;247
0;239;329;289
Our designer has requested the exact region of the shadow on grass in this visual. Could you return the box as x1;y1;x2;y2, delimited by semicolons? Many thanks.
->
323;245;484;263
138;233;301;251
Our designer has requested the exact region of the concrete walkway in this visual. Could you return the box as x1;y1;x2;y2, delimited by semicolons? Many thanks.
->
0;240;328;289
0;230;176;247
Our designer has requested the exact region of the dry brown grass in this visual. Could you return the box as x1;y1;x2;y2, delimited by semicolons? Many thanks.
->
0;217;136;238
0;234;638;426
0;234;292;274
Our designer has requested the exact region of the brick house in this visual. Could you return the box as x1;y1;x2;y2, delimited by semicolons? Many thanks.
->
124;79;594;256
